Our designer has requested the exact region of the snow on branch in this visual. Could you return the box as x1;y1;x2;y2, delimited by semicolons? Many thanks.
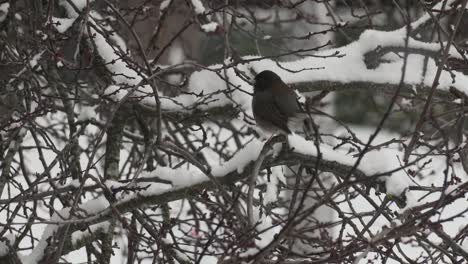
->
98;0;468;116
4;0;468;263
54;0;465;117
0;3;9;23
23;128;468;260
23;196;110;264
190;0;206;15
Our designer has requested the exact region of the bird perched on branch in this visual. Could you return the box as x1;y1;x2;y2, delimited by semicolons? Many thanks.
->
252;70;309;135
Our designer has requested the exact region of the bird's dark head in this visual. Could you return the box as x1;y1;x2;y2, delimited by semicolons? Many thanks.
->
254;70;283;93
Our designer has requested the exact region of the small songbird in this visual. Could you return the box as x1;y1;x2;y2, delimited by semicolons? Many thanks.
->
252;70;308;135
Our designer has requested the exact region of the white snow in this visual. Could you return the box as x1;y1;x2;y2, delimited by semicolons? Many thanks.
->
0;3;9;23
71;222;110;246
201;22;219;33
59;178;93;189
288;133;411;195
160;0;172;13
161;236;190;261
103;22;468;118
35;30;48;40
51;17;75;33
77;105;97;121
23;208;72;264
141;166;205;188
408;0;457;31
0;233;15;257
167;41;184;66
23;196;109;264
91;25;139;86
166;41;185;84
156;61;252;111
29;51;45;69
59;0;94;18
462;240;468;254
246;208;281;256
12;1;468;263
117;138;264;201
212;139;264;175
263;166;285;204
191;0;206;15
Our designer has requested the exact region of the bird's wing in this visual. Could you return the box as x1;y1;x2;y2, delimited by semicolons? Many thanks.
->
271;82;304;117
252;91;291;133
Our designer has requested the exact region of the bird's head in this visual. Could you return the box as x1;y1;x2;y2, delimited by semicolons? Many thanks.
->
253;70;283;93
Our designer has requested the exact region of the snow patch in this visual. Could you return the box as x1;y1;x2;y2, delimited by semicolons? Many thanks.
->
201;22;219;33
51;17;75;33
191;0;206;14
0;3;9;23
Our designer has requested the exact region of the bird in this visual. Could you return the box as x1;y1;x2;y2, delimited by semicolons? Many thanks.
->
252;70;308;135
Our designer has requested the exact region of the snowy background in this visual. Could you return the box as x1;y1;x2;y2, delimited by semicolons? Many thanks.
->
1;0;468;263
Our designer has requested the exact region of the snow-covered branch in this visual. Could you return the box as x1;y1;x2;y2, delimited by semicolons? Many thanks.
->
3;0;468;263
105;16;468;116
15;129;467;263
